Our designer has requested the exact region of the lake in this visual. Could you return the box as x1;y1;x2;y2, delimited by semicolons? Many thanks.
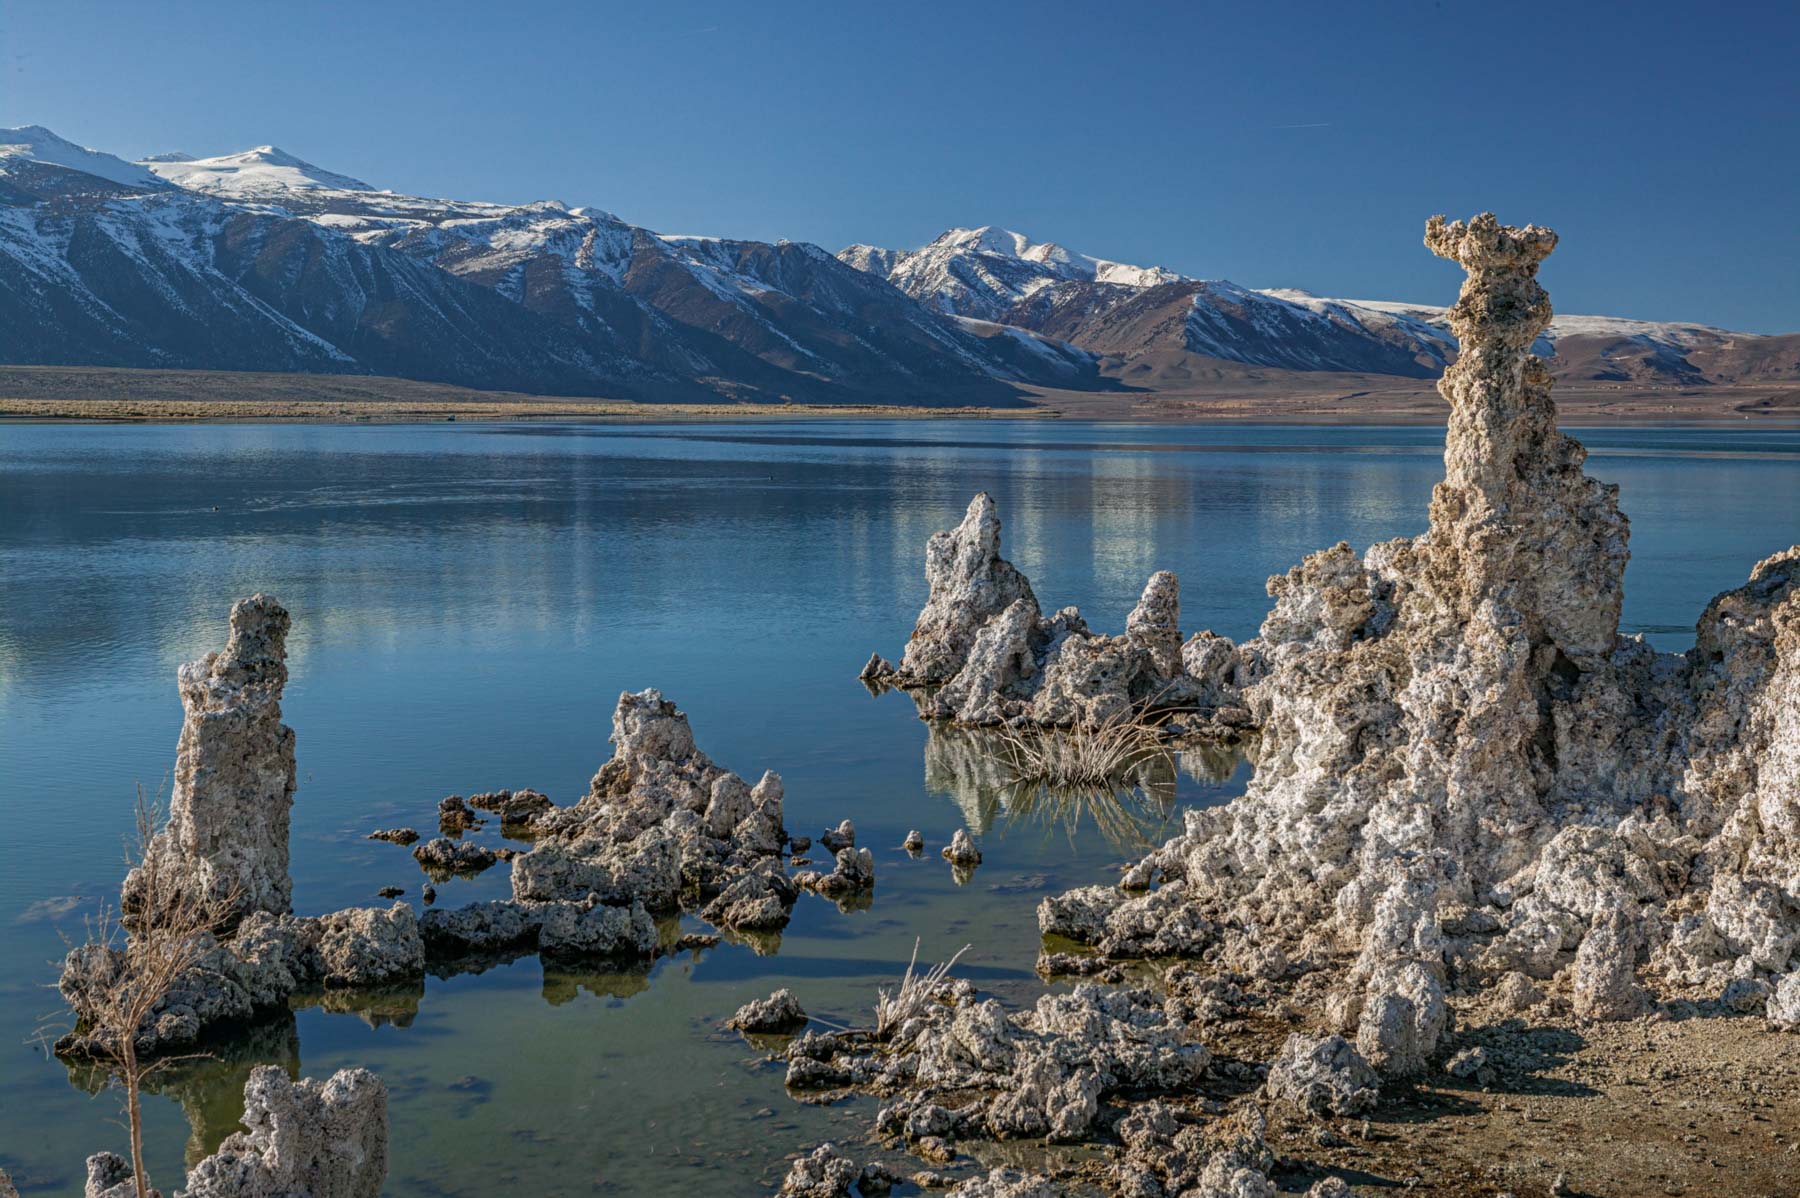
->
1;419;1796;1196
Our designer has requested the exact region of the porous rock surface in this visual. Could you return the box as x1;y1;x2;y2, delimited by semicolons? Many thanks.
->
59;903;427;1056
879;496;1242;728
510;688;795;931
786;979;1209;1149
180;1066;387;1198
81;1066;385;1198
124;595;297;929
1032;214;1800;1035
728;987;808;1033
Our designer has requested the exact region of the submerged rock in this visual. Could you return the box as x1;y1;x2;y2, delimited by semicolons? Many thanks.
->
124;595;296;929
367;827;418;846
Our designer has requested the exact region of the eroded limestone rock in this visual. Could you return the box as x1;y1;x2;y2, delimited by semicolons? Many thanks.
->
879;495;1244;728
785;980;1207;1148
513;689;795;932
180;1066;387;1198
124;596;296;929
1264;1033;1380;1118
728;988;808;1033
1034;215;1800;1023
778;1143;861;1198
941;829;982;867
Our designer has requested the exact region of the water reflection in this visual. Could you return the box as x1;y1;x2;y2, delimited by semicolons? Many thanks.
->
922;722;1245;854
4;421;1793;1197
62;1014;302;1166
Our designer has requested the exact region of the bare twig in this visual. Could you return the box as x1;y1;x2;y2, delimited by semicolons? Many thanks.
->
875;938;970;1046
60;785;240;1198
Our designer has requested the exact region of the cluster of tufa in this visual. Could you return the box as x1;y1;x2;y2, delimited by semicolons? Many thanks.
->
1030;214;1800;1037
866;498;1245;728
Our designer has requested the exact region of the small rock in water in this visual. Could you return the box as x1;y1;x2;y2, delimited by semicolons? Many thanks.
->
820;820;856;853
368;827;419;846
412;837;498;875
778;1143;860;1198
789;835;813;853
467;788;554;827
914;1136;956;1164
420;884;436;905
941;828;982;867
903;830;924;852
376;886;404;899
727;988;808;1033
437;795;483;834
671;932;720;954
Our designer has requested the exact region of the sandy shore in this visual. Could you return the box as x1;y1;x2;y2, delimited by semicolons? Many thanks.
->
3;365;1799;425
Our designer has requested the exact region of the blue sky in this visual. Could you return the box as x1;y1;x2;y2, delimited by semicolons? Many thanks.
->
3;0;1797;331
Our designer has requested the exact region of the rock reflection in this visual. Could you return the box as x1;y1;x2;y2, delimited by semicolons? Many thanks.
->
923;723;1245;854
540;965;652;1007
62;1013;302;1166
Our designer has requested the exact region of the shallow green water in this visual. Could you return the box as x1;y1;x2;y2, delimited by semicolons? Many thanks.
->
0;420;1795;1195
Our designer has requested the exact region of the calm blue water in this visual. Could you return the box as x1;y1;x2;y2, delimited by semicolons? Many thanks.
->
0;420;1795;1195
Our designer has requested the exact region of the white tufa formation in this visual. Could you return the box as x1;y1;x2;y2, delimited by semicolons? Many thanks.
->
884;496;1241;727
1034;214;1800;1033
125;595;297;928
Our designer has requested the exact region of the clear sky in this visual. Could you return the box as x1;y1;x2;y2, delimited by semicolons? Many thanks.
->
3;0;1796;331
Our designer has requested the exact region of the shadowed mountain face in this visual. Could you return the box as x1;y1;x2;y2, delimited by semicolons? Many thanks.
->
0;129;1104;405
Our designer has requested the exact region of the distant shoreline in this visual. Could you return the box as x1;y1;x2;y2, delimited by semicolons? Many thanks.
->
3;365;1797;426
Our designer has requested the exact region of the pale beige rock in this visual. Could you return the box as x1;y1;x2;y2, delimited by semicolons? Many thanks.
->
179;1066;387;1198
125;595;296;928
1040;214;1800;1021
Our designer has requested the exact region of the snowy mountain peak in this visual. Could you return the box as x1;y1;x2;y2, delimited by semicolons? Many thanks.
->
142;145;375;195
0;125;163;188
841;224;1187;321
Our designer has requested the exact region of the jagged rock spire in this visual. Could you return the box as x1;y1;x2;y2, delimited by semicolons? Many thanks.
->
1422;212;1629;664
124;594;297;929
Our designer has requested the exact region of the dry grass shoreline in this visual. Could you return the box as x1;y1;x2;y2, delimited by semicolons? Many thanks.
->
3;365;1798;426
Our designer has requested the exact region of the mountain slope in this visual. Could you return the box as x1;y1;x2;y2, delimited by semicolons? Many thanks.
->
0;129;1102;404
844;225;1796;388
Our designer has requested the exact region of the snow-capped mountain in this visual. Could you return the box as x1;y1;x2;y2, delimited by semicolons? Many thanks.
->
2;125;1791;401
844;226;1794;386
841;227;1449;375
0;127;1100;403
1264;290;1787;386
840;226;1185;323
0;126;164;190
141;146;375;196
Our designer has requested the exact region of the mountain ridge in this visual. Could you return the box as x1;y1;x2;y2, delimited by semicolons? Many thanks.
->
2;125;1793;402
